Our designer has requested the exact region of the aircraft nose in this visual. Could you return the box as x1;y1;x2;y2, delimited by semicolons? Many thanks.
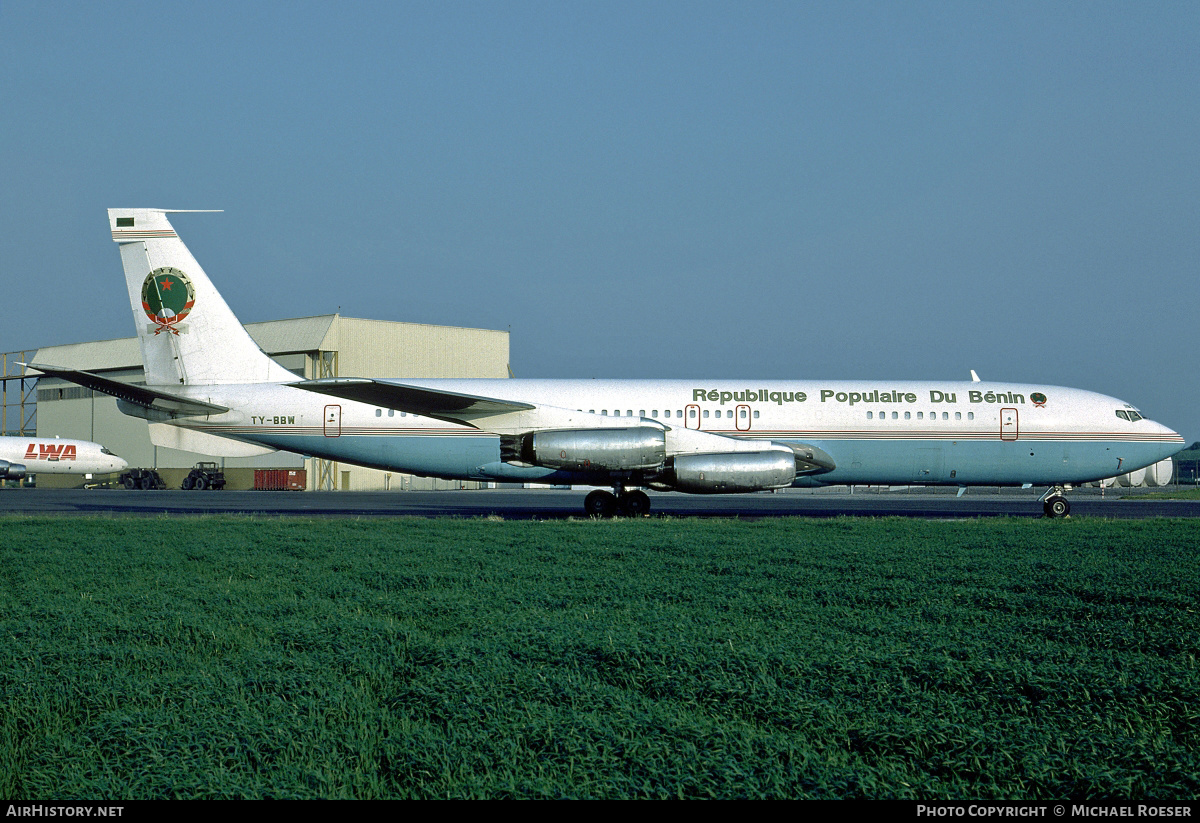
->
1148;419;1187;457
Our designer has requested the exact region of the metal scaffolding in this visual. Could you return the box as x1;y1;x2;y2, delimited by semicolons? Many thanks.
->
1;352;38;436
312;350;338;491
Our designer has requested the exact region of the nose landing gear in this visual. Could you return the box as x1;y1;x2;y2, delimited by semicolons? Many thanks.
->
1041;486;1071;518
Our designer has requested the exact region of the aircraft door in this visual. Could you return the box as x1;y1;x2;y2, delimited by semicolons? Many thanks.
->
685;404;701;430
1000;407;1018;441
324;405;342;437
736;404;751;432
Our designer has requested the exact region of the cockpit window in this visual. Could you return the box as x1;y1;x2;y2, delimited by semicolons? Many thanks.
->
1128;411;1142;422
1115;410;1143;423
1115;410;1129;421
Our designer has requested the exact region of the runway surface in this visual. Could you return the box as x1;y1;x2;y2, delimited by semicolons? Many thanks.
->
0;488;1197;519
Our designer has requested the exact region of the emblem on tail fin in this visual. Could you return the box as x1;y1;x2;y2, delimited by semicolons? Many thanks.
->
141;267;195;334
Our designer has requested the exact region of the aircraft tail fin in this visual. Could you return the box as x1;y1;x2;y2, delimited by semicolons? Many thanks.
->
108;209;295;386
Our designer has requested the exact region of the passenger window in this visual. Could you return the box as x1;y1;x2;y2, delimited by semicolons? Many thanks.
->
904;412;911;420
739;409;746;419
967;412;973;420
867;411;873;419
955;412;961;420
917;412;923;419
652;410;658;417
703;410;710;418
891;412;898;420
942;412;949;420
601;410;608;416
753;411;759;418
639;410;645;417
388;409;394;417
375;409;381;417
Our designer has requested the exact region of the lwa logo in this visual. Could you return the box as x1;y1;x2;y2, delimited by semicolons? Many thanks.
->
24;443;77;461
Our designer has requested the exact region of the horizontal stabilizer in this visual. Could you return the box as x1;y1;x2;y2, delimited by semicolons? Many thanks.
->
290;378;534;424
148;423;277;457
27;363;227;415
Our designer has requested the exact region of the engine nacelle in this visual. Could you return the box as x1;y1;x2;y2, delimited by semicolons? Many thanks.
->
507;427;667;471
668;450;796;493
0;460;27;480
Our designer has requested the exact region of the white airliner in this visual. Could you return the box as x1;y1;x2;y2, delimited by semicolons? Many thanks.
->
30;209;1185;516
0;435;128;480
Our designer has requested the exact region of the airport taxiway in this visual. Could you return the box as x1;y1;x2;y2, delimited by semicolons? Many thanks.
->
0;488;1197;519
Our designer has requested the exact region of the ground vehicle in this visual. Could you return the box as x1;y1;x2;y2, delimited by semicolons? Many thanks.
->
120;468;166;490
182;462;226;490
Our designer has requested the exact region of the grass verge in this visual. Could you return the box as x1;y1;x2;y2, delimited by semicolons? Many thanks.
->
1;516;1197;798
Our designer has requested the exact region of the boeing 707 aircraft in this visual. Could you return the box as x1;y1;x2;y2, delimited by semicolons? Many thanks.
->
30;209;1185;516
0;435;127;480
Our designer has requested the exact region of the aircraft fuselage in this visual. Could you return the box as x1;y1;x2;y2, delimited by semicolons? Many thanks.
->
0;436;128;479
143;378;1183;487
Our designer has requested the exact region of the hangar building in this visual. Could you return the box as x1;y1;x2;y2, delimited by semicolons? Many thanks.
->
22;314;510;490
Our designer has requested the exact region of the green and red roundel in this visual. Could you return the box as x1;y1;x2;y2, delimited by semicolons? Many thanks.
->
141;267;195;331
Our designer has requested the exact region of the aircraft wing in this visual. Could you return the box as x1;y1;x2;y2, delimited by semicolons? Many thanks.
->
289;378;535;426
288;379;811;463
27;363;228;415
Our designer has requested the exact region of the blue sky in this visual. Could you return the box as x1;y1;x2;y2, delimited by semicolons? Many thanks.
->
1;1;1196;440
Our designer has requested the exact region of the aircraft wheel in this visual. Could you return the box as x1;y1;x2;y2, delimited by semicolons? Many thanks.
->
1043;496;1070;518
584;490;617;518
618;490;651;516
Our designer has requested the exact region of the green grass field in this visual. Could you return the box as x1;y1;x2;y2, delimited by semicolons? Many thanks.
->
1128;488;1200;500
1;516;1197;799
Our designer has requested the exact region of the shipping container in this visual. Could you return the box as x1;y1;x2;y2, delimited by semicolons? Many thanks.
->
254;469;307;490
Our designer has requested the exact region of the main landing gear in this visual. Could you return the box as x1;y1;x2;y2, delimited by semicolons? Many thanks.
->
1041;486;1071;518
584;487;651;518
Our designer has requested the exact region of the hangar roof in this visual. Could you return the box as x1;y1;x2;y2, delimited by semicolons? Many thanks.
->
32;315;510;379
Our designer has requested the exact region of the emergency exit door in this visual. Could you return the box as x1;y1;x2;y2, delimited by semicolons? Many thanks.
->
324;405;342;437
736;404;751;431
1000;407;1018;441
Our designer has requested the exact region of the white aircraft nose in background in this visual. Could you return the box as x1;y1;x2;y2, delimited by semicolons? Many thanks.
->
0;436;128;480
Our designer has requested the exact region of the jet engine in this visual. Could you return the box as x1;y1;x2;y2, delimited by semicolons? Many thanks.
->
0;460;27;480
502;427;667;471
660;450;797;493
